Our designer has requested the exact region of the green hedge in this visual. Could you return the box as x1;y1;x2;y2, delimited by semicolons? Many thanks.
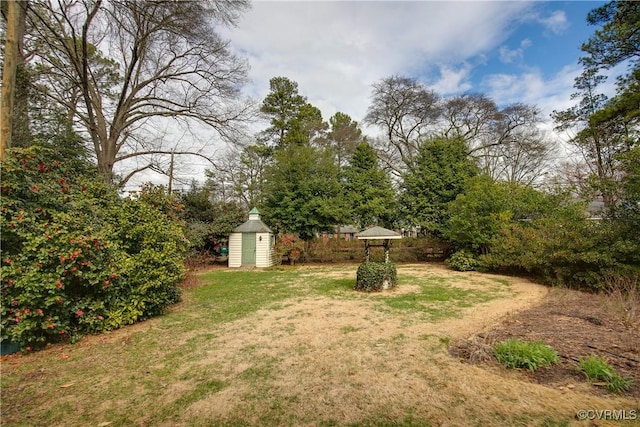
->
355;261;397;292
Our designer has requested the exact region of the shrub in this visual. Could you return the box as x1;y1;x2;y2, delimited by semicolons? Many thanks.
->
1;146;186;350
447;250;480;271
579;355;633;393
274;234;305;265
493;339;558;371
603;274;639;328
355;261;397;292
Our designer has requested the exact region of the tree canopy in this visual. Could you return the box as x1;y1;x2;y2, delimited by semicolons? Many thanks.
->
14;0;254;184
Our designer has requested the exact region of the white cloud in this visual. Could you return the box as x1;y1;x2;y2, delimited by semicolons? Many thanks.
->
222;1;535;122
431;63;473;95
481;65;580;111
499;38;532;64
538;10;569;35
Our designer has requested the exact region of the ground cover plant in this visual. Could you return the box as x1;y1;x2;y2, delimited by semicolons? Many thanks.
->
493;339;558;372
2;264;637;426
579;355;633;393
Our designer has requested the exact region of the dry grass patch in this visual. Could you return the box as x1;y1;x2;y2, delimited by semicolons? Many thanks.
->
2;264;636;426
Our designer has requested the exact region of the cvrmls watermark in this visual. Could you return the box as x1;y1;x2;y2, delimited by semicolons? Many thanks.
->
576;409;637;421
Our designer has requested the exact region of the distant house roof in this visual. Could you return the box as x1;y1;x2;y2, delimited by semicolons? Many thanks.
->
337;225;358;234
357;226;402;240
233;208;272;233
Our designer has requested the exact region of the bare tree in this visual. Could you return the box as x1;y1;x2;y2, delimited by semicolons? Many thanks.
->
364;75;441;174
441;93;501;150
480;104;555;185
26;0;254;184
207;141;273;209
442;95;553;185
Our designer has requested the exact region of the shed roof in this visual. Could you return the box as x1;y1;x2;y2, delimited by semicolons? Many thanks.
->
357;226;402;240
233;208;272;233
233;219;272;233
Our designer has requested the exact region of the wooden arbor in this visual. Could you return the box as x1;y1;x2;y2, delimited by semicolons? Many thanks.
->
357;226;402;263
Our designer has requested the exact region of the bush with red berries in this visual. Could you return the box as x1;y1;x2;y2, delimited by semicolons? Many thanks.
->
1;146;187;350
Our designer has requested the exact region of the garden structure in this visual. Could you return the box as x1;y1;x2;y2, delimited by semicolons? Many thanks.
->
228;208;275;268
355;226;402;291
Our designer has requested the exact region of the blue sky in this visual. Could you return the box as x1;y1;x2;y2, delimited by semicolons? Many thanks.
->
220;1;612;127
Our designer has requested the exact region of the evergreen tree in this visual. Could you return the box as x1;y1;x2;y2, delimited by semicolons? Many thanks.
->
262;144;345;240
260;77;307;147
343;142;396;229
327;112;364;167
400;137;478;235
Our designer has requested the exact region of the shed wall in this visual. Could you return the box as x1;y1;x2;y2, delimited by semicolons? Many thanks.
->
255;232;274;268
228;233;242;267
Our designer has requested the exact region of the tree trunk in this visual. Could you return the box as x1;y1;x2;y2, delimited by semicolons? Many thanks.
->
0;0;24;160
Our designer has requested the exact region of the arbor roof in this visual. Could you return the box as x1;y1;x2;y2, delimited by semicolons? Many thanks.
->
357;226;402;240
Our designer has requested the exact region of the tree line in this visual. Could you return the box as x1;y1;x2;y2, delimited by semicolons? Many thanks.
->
2;1;639;282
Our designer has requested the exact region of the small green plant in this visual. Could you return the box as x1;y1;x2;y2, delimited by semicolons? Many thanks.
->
446;250;479;272
355;261;397;292
578;355;633;393
493;339;558;371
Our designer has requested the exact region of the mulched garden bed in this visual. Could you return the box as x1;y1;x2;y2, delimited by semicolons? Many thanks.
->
449;287;640;399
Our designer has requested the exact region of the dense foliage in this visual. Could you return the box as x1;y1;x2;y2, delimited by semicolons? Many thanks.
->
262;144;345;240
1;147;187;350
343;142;396;229
355;262;397;292
178;183;245;254
401;137;477;235
446;250;480;272
444;175;640;290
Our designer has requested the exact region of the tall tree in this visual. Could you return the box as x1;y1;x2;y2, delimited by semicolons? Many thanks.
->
479;104;555;185
325;112;364;167
283;103;328;146
364;75;441;174
400;137;478;235
580;1;640;72
25;0;253;184
553;1;639;203
441;93;501;149
442;95;552;184
260;76;307;147
262;144;344;240
207;142;273;210
581;1;639;155
552;68;615;192
343;142;396;229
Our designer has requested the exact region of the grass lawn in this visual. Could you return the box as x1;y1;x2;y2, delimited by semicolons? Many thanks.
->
1;264;636;426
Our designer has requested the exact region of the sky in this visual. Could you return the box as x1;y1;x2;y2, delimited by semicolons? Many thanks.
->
131;0;619;190
221;0;612;125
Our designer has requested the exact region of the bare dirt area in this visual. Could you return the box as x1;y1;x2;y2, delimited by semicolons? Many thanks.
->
450;285;640;400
